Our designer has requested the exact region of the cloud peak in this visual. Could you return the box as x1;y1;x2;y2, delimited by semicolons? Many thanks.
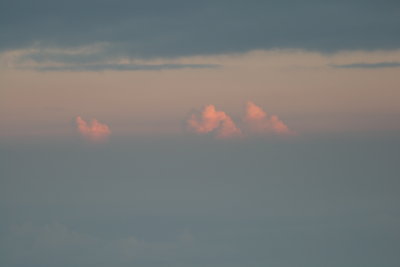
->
186;102;293;139
76;116;111;142
187;105;242;139
244;101;292;135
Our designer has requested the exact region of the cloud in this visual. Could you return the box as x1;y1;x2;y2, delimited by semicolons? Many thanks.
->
76;116;111;142
244;101;292;135
1;0;399;62
34;63;220;72
187;102;293;139
5;46;221;72
331;62;400;69
187;105;242;139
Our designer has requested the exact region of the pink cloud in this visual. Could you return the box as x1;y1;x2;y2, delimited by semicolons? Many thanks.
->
244;101;292;135
187;105;242;139
76;116;111;142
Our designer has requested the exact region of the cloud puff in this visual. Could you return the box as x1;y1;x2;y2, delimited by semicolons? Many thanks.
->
244;101;292;135
187;102;293;139
187;105;242;139
76;116;111;142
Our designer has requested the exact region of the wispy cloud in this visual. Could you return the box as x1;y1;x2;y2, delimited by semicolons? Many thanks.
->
331;62;400;69
76;116;111;142
34;63;221;72
4;47;221;71
187;105;242;139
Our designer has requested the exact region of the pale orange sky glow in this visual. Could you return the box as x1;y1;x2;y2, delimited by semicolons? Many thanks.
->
1;50;400;138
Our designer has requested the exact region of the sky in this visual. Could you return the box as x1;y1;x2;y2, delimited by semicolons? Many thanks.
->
1;0;400;266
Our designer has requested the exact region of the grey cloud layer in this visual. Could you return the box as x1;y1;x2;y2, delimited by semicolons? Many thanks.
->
1;0;400;60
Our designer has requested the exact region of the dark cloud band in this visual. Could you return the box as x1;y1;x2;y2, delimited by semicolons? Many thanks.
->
1;0;399;59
